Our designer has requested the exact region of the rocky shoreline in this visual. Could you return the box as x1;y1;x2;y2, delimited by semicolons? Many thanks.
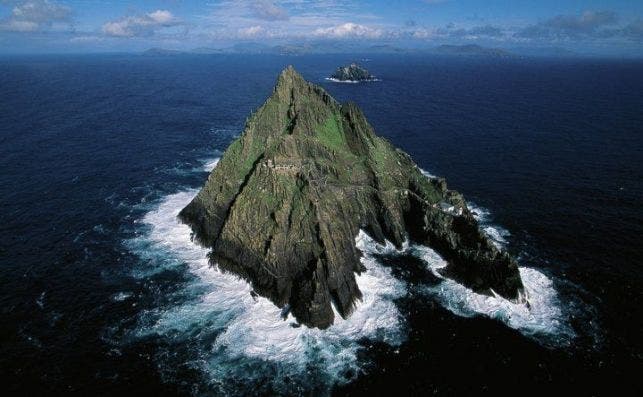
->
328;63;378;82
179;66;525;328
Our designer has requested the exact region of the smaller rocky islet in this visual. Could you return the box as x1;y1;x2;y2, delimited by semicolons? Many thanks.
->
179;66;525;329
329;63;377;82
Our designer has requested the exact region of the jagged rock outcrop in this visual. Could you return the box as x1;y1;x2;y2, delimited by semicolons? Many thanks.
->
180;66;524;328
329;63;376;82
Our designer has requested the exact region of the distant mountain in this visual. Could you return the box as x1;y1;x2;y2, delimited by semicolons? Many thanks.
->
141;43;522;57
366;44;413;53
226;42;273;54
508;46;576;58
432;44;514;58
190;47;225;54
142;48;184;56
142;41;418;56
271;44;314;55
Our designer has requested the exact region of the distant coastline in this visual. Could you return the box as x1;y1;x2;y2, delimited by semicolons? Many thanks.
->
138;44;565;58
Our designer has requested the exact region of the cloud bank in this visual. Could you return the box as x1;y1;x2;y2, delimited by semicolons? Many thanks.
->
313;22;382;39
253;0;288;21
0;2;641;55
102;9;182;38
0;0;71;32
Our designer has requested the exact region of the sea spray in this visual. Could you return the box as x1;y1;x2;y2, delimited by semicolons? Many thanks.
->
125;176;406;393
121;156;575;393
411;244;574;344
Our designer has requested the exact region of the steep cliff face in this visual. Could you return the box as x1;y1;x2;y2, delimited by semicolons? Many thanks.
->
179;66;524;328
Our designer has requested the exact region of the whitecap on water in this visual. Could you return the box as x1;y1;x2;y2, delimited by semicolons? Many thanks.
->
125;177;406;393
416;169;510;249
418;167;438;180
410;244;574;345
410;170;574;344
200;157;220;172
466;202;511;249
123;160;575;392
111;291;133;302
324;77;381;83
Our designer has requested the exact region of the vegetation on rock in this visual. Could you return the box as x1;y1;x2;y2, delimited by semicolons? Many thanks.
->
180;66;524;328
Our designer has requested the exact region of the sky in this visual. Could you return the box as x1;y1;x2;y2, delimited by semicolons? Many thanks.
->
0;0;642;56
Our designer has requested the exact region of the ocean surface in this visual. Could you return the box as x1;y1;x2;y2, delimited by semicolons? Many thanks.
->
1;53;641;395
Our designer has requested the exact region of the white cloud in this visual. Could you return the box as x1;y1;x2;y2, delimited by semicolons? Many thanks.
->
148;10;174;24
200;0;370;40
312;22;383;39
69;34;102;43
2;19;38;31
411;28;433;39
432;23;506;40
0;0;71;32
253;0;288;21
102;9;181;38
238;25;264;38
516;10;619;40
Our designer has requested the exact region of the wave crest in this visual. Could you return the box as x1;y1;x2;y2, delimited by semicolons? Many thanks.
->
125;180;406;392
120;158;577;393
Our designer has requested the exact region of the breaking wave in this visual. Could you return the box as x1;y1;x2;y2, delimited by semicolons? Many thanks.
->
200;157;220;172
356;235;573;345
410;244;574;345
418;167;438;180
124;163;406;393
324;77;382;83
120;157;576;393
467;202;512;249
413;168;573;343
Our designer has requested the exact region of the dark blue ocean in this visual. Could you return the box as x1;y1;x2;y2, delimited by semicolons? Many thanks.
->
1;53;641;395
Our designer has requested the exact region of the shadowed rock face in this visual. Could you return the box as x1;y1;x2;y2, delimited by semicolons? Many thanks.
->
179;66;524;329
330;63;375;81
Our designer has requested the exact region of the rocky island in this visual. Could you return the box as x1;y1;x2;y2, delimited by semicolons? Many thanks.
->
328;63;377;82
180;66;525;329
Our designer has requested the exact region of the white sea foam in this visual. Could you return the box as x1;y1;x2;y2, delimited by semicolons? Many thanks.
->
418;167;438;180
482;225;509;248
324;77;381;83
410;242;573;343
36;291;46;309
411;170;572;342
111;291;133;302
201;157;220;172
126;161;573;391
466;202;511;249
417;168;510;249
127;179;406;389
467;201;491;222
